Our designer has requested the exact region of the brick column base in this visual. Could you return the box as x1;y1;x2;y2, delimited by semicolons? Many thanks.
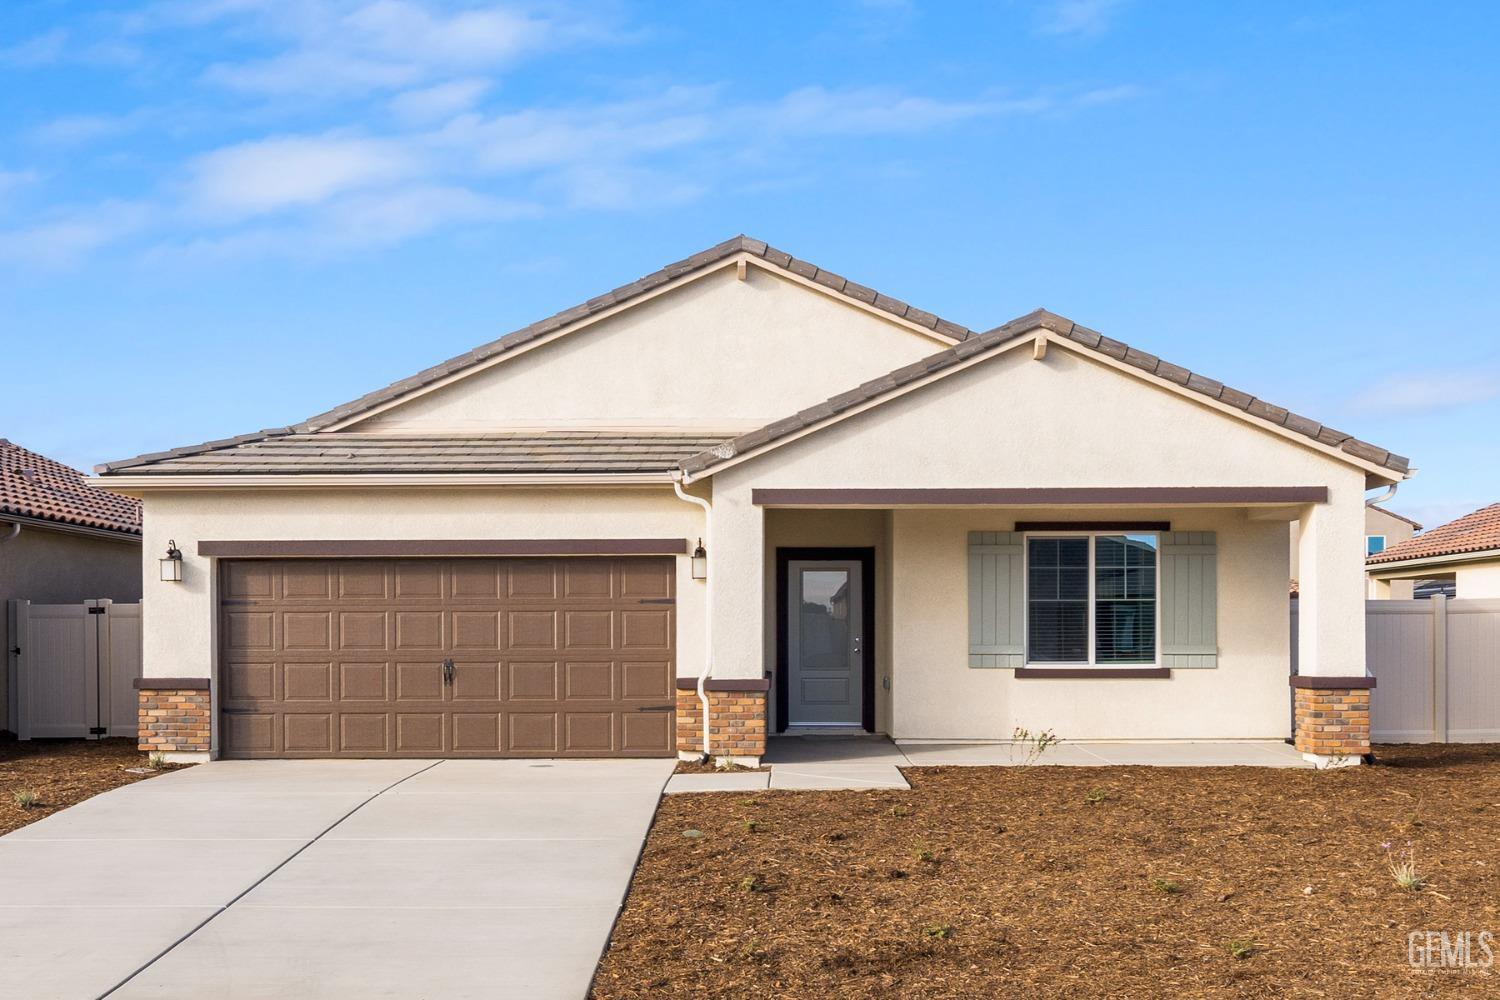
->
1291;677;1374;765
135;679;211;757
675;680;768;764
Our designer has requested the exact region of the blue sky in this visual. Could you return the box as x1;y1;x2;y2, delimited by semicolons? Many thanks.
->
1;0;1496;528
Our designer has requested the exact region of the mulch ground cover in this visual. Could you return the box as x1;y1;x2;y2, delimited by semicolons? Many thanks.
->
595;744;1500;999
0;735;180;835
675;760;770;774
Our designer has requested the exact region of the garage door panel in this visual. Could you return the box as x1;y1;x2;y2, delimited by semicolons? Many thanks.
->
283;662;333;701
396;662;444;701
564;661;614;700
340;662;389;700
394;611;444;649
219;557;674;759
453;611;499;648
286;713;335;753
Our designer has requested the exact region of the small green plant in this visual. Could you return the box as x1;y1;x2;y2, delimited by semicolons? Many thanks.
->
924;924;953;940
12;788;38;810
1226;939;1258;960
742;819;760;833
739;875;765;893
146;751;166;771
1084;786;1109;806
1009;726;1061;768
913;839;936;863
1151;878;1180;895
888;805;911;818
1382;840;1425;891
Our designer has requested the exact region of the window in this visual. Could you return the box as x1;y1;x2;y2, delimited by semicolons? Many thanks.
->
1026;534;1158;665
1366;535;1386;556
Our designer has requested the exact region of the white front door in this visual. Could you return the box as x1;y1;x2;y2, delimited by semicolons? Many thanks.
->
787;560;863;726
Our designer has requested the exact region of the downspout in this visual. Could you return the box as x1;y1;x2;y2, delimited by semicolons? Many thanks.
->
671;472;713;760
1365;483;1399;508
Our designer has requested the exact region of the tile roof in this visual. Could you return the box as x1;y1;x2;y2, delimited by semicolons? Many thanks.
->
96;432;733;477
293;235;977;434
679;309;1412;479
1;439;141;535
1367;502;1500;565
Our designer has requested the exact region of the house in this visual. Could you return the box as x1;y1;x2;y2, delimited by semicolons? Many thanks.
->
1290;503;1422;598
2;440;142;734
94;237;1408;767
1366;502;1500;598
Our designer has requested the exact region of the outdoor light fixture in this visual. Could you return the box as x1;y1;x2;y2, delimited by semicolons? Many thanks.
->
691;538;708;580
159;540;183;582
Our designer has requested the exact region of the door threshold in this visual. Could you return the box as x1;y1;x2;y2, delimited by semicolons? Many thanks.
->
779;726;875;737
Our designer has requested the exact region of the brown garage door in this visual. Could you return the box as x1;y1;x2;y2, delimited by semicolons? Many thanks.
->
218;557;675;758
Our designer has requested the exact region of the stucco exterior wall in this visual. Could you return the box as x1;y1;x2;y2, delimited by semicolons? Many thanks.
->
705;341;1369;739
1456;561;1500;599
357;264;946;432
1;524;141;733
136;488;710;692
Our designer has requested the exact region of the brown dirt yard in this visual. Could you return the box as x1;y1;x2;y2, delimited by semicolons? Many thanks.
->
0;736;178;836
594;744;1500;999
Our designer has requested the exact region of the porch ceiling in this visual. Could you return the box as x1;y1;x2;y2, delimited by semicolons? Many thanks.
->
750;487;1329;507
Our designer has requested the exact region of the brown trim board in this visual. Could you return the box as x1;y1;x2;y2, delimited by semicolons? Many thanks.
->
134;677;211;690
1015;667;1171;680
198;538;689;558
752;487;1328;507
675;678;772;692
1290;676;1377;690
1015;521;1171;532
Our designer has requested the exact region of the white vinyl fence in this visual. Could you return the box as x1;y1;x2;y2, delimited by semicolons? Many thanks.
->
1292;597;1500;743
6;599;141;740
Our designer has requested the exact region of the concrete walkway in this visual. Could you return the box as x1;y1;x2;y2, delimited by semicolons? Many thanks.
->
0;757;673;1000
664;737;1309;793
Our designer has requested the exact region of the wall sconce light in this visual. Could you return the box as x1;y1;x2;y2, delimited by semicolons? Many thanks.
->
160;540;183;582
691;538;708;580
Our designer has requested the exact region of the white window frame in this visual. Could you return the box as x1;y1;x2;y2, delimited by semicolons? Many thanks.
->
1022;530;1161;668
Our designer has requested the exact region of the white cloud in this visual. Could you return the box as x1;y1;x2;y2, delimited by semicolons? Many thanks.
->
758;86;1051;137
344;0;545;66
189;134;419;217
1035;0;1128;38
0;29;69;68
389;78;491;123
30;111;152;146
0;200;149;266
317;183;534;243
0;168;39;200
1347;370;1500;415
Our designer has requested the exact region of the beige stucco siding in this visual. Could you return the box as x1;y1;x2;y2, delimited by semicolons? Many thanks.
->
1456;561;1500;599
1;525;141;733
1292;504;1418;599
357;265;947;432
137;489;710;696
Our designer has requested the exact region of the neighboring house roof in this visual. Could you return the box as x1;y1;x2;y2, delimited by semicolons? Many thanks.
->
98;432;734;477
0;439;141;535
679;309;1412;479
1368;502;1500;566
293;235;977;434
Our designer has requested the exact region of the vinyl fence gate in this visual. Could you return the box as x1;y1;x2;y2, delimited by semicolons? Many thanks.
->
1293;597;1500;743
6;599;142;740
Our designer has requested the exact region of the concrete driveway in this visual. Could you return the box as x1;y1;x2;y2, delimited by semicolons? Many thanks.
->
0;757;673;1000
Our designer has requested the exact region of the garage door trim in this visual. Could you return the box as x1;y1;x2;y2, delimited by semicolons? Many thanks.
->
200;538;688;558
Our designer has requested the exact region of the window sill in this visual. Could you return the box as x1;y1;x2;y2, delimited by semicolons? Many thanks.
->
1014;667;1172;679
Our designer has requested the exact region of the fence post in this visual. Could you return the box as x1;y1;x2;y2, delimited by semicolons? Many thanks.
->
1431;594;1448;743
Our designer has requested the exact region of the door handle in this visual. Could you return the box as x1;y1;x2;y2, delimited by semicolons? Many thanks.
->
853;636;861;654
442;658;454;686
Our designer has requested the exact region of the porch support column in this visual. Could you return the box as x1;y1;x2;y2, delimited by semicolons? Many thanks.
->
1293;490;1373;767
686;486;766;764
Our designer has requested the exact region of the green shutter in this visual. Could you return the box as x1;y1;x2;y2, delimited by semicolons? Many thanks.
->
1160;531;1218;668
969;531;1023;668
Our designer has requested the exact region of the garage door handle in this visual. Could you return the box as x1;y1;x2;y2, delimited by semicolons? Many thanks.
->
635;704;674;712
442;658;454;686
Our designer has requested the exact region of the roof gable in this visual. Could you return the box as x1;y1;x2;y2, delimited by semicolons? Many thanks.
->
680;309;1411;483
300;235;975;433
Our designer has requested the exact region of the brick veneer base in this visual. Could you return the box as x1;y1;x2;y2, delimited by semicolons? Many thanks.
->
1293;687;1371;758
138;688;211;754
676;687;767;759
